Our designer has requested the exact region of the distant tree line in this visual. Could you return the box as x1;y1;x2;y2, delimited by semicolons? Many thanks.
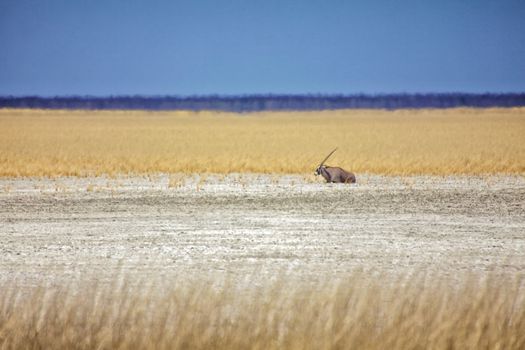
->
1;93;524;112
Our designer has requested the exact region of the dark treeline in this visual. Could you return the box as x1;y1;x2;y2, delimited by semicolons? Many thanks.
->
1;93;524;112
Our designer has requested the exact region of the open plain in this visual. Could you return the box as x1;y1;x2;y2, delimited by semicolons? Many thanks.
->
2;174;524;286
1;108;524;348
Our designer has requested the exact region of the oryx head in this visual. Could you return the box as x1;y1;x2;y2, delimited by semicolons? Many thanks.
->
315;148;337;175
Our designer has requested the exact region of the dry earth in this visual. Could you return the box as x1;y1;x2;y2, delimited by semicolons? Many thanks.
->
1;174;524;288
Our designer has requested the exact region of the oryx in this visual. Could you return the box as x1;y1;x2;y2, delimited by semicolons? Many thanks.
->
315;148;356;183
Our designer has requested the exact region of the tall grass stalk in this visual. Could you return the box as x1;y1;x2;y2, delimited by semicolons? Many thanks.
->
1;271;523;349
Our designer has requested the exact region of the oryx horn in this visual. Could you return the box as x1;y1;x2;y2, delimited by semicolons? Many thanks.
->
319;148;338;167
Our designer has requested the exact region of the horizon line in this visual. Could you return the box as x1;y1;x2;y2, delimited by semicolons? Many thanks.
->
2;92;525;99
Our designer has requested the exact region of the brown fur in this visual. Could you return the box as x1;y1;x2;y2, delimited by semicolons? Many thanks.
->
316;165;356;183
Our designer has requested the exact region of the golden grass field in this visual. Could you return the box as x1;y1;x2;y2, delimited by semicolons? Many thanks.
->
1;272;524;350
0;108;524;177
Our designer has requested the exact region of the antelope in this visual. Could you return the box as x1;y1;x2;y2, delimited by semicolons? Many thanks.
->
315;148;356;183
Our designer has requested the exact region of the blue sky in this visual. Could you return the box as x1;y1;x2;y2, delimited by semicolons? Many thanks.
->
1;0;524;96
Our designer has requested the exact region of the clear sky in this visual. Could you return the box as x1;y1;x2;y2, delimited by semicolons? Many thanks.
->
1;0;524;96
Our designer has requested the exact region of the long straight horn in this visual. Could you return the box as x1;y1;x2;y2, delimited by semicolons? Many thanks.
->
319;148;338;167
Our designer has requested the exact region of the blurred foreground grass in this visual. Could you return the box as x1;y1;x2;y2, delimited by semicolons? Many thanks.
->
1;271;524;349
0;108;524;177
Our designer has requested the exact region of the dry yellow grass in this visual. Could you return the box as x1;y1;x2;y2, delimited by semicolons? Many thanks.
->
1;272;524;349
0;108;524;177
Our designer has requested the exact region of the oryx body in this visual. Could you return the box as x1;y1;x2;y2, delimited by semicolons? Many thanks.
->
315;148;356;184
316;166;356;183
